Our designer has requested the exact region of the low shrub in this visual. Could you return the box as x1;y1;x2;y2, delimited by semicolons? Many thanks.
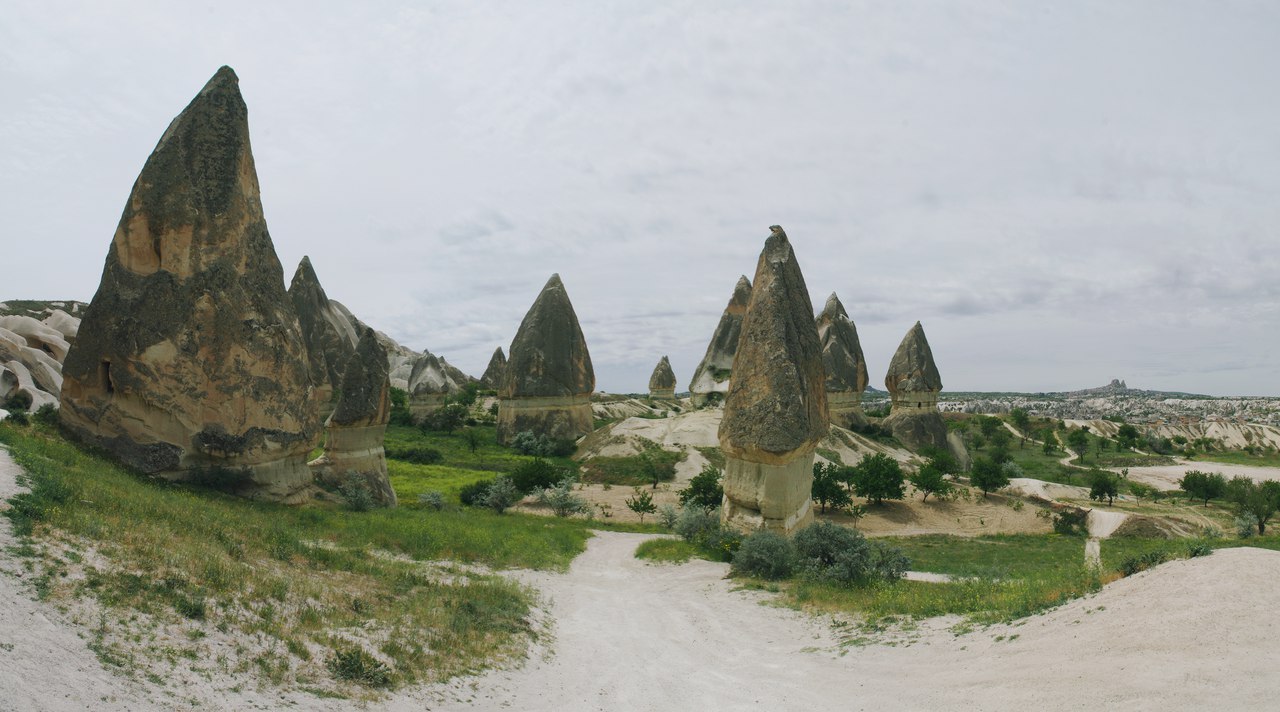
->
385;446;443;465
732;531;796;580
1120;550;1170;576
328;647;393;687
537;480;590;518
482;476;520;514
32;403;59;426
1052;508;1088;536
339;473;374;512
1235;513;1259;538
510;430;576;457
4;410;29;426
656;504;679;529
2;391;33;413
459;479;493;507
793;521;909;586
417;491;446;510
511;458;568;495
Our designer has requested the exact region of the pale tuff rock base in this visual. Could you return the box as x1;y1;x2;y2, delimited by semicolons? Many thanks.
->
308;423;395;506
497;394;594;444
827;390;868;430
722;450;816;534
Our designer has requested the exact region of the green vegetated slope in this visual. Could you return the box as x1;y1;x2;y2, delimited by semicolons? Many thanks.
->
0;422;597;693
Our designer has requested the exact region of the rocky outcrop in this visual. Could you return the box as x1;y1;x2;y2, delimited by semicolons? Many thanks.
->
308;328;396;507
405;350;472;416
497;274;595;444
648;356;677;399
480;347;507;390
0;305;84;415
815;293;869;429
689;276;751;406
288;256;358;404
881;321;952;456
58;66;322;502
719;226;827;535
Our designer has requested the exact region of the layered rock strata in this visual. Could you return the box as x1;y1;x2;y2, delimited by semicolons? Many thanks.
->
58;66;322;502
816;293;870;429
497;274;595;444
881;321;950;453
719;227;827;535
309;328;396;507
689;276;751;406
648;356;677;399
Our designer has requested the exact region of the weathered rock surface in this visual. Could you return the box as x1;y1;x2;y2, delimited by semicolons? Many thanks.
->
816;292;869;429
719;226;827;534
309;328;395;507
480;347;507;390
881;321;953;455
288;256;358;403
58;66;322;502
648;356;677;399
689;276;751;406
497;274;595;444
0;304;85;413
405;351;473;415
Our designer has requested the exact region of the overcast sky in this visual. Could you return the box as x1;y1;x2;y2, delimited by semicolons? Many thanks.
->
4;1;1278;396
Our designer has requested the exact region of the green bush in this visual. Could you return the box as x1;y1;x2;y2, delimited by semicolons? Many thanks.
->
339;473;375;512
849;453;905;505
32;403;59;426
388;387;414;427
482;476;519;514
328;647;392;687
1052;508;1088;536
731;531;796;580
656;504;679;529
1120;550;1169;576
2;391;33;413
511;458;566;495
678;465;723;513
674;505;720;543
385;446;443;464
458;479;493;507
793;521;909;586
510;430;576;457
4;410;29;426
537;480;590;518
970;457;1010;497
417;491;446;510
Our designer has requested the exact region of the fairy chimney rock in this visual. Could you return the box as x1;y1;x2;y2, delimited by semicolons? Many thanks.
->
309;327;396;507
689;275;752;405
497;274;595;444
289;256;358;405
718;226;827;535
479;347;507;389
648;356;677;399
816;292;870;429
58;66;322;502
881;321;951;454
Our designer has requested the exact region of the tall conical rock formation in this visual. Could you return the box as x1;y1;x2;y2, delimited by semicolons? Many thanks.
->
309;327;395;507
881;321;954;456
289;256;358;405
59;66;322;501
816;293;870;429
480;347;507;389
689;276;751;406
719;226;827;534
648;356;677;399
497;274;594;444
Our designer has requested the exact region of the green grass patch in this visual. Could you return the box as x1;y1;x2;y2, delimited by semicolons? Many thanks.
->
1195;450;1280;468
634;538;698;564
580;447;685;486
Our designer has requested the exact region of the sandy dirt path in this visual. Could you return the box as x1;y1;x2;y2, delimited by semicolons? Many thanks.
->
422;531;1280;712
0;446;161;712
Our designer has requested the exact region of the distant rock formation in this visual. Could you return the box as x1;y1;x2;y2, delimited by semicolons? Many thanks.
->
497;274;595;444
58;66;322;502
881;322;955;458
405;350;473;416
648;356;677;399
1068;379;1130;397
288;256;358;405
719;226;827;535
815;293;869;429
0;303;84;416
480;347;507;390
689;276;752;406
309;328;396;507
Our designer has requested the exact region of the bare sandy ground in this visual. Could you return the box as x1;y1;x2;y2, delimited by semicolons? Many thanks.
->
1123;460;1280;491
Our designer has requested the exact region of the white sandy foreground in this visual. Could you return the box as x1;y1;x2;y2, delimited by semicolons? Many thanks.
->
4;446;1280;711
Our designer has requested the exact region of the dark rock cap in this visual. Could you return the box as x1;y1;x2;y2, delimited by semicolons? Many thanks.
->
719;226;828;459
816;292;869;394
480;347;507;389
884;321;942;395
648;355;677;391
501;274;595;398
289;256;357;395
330;327;390;427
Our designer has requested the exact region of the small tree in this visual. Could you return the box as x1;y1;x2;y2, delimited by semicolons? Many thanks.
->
463;428;482;458
537;479;590;517
849;453;905;506
1066;429;1091;463
1116;423;1140;450
989;428;1012;451
811;462;852;513
1041;430;1058;455
625;488;657;523
482;476;519;513
1089;470;1119;506
969;457;1010;497
679;465;724;513
1009;408;1030;434
977;415;1002;439
909;462;951;502
1179;470;1227;507
1226;477;1280;535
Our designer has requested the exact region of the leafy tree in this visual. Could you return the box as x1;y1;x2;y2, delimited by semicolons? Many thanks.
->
1179;470;1227;507
969;457;1010;497
448;382;480;407
420;403;468;434
679;465;724;513
388;387;414;427
482;476;519;513
849;453;905;505
1089;470;1119;506
1066;429;1091;462
811;462;853;513
909;462;951;502
1226;477;1280;535
1116;423;1140;450
989;428;1012;451
463;428;482;458
1127;482;1156;502
970;433;986;451
1040;429;1058;455
510;458;565;495
625;488;657;523
1009;407;1030;432
977;415;1002;438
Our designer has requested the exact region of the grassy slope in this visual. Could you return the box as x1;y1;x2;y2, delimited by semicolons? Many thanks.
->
1195;450;1280;468
385;424;575;502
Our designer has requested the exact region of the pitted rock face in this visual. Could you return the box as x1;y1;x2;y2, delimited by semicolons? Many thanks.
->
719;227;828;462
480;347;507;389
688;275;752;399
501;274;595;399
884;321;942;396
289;256;358;399
648;356;677;393
816;292;869;396
59;66;321;495
330;327;390;427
